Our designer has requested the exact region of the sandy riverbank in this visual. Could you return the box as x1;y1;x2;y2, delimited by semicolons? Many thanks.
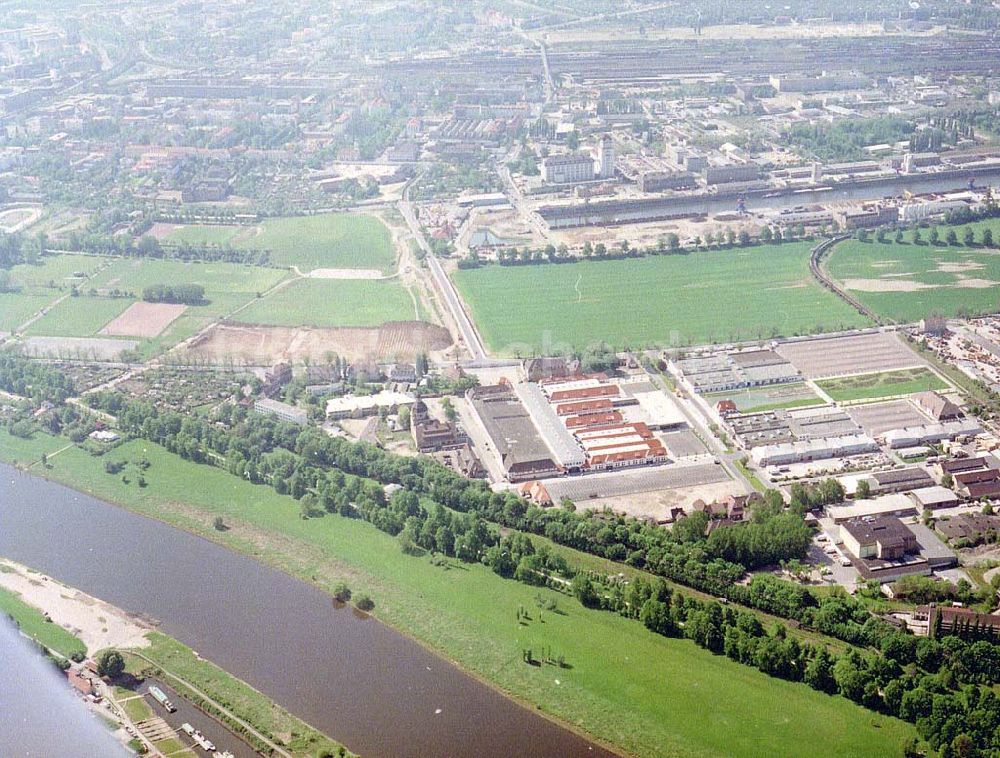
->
0;558;151;653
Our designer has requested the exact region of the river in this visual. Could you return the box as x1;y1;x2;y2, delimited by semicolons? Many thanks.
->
0;465;614;758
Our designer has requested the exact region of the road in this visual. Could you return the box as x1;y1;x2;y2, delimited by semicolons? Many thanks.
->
398;198;490;363
645;362;754;492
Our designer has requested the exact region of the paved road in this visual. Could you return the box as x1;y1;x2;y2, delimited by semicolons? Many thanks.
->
644;363;752;491
399;199;489;362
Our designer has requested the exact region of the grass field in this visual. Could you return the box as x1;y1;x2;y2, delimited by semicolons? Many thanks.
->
453;243;870;353
817;367;948;402
23;296;133;337
0;292;59;331
0;430;918;758
8;254;106;288
164;214;396;273
236;278;416;327
827;222;1000;322
0;585;87;659
704;382;825;413
125;633;347;757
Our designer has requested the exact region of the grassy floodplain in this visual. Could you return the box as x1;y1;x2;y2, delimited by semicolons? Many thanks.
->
236;277;416;327
817;367;948;402
0;429;917;758
453;243;870;354
164;213;396;273
826;222;1000;323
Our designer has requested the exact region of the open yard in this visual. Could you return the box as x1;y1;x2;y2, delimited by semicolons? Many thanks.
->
453;243;870;354
236;278;416;328
0;431;918;758
817;367;948;402
827;223;1000;323
162;213;396;273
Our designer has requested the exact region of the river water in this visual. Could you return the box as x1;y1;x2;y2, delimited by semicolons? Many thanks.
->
0;465;613;757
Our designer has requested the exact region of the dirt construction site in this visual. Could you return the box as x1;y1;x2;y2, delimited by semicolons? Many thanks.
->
176;320;452;364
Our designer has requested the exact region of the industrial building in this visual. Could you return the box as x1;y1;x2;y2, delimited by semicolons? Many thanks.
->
750;433;878;467
541;152;595;184
882;419;982;448
841;517;919;562
677;350;800;394
827;494;918;524
468;384;561;482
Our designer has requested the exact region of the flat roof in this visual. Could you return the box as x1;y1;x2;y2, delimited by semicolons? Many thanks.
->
827;493;917;522
472;393;554;466
514;382;586;468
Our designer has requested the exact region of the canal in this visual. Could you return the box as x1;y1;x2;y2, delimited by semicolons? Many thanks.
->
0;465;613;758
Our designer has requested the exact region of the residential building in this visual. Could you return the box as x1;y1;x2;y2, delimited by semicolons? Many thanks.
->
254;397;308;425
325;391;416;420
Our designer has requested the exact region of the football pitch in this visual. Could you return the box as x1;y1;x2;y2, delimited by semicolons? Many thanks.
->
453;243;870;354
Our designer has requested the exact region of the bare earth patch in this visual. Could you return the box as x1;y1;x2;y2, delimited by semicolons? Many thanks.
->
101;301;187;338
937;261;985;273
180;321;451;363
843;278;934;292
954;276;1000;289
307;268;384;280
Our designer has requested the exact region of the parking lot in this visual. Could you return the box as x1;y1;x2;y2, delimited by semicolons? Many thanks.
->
543;460;730;503
661;429;709;458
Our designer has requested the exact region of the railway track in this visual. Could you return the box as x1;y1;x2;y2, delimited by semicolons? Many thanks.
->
808;235;887;326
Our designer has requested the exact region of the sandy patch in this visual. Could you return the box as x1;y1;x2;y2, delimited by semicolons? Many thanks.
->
938;261;985;273
954;277;1000;289
843;278;934;292
307;268;384;280
870;261;901;268
585;480;748;522
0;559;151;653
100;301;186;338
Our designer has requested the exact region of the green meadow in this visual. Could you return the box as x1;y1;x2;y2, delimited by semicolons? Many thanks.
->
827;222;1000;322
817;367;948;402
164;213;396;273
453;243;870;354
0;430;917;758
236;278;416;328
